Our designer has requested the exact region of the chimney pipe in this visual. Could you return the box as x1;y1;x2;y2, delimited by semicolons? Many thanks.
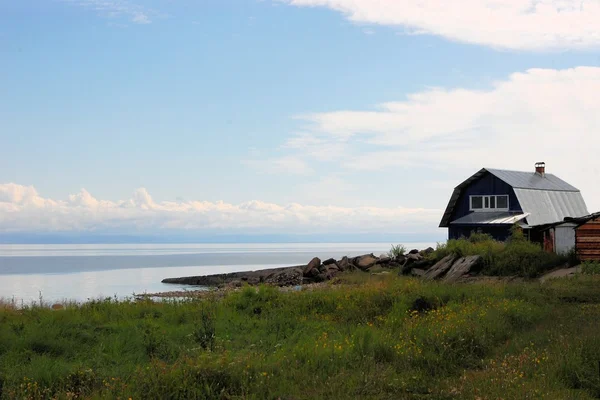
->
535;162;546;176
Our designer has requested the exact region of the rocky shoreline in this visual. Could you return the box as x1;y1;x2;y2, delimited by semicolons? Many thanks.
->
161;247;440;289
151;249;540;299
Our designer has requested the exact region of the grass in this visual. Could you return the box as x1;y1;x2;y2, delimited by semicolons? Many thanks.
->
1;273;600;399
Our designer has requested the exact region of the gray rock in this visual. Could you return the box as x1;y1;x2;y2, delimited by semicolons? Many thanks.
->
323;258;337;266
377;255;392;264
420;247;435;256
400;253;425;275
326;265;340;278
303;257;321;276
443;255;483;283
413;259;434;270
336;256;350;271
264;268;304;287
408;249;420;255
424;255;457;280
307;267;320;278
353;254;379;270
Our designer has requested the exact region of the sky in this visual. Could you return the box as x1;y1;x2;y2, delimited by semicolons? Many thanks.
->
1;0;599;242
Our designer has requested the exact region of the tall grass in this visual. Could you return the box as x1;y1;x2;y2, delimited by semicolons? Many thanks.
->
432;228;569;278
387;244;407;258
0;275;599;399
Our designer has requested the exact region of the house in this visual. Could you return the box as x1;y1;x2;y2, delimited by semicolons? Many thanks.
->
439;163;589;242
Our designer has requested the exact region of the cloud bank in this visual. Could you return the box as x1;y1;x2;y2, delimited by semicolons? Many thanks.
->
0;183;442;234
282;0;600;50
280;67;600;211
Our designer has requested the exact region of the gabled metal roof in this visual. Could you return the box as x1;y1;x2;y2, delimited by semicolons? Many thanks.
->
439;168;588;228
486;168;579;192
513;189;588;226
450;212;530;225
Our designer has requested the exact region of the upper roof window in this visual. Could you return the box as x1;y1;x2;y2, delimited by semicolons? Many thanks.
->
470;195;509;211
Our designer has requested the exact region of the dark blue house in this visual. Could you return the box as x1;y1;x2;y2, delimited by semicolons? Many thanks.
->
439;163;589;241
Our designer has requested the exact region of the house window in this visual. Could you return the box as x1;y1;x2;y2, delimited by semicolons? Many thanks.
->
470;195;509;211
471;196;483;210
496;195;508;209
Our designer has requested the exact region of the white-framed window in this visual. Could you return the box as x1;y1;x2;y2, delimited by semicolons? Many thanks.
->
470;195;509;211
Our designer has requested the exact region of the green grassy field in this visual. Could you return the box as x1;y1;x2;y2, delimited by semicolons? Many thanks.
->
1;272;600;399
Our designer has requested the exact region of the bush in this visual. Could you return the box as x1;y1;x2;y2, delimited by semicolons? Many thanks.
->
581;261;600;275
192;306;216;351
431;232;504;269
433;229;567;278
388;244;407;258
565;247;580;266
488;240;566;278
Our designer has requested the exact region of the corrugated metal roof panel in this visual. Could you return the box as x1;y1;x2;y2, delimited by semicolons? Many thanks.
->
486;168;579;191
513;189;589;226
450;212;530;225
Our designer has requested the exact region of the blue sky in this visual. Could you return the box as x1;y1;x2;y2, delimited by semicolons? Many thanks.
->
1;0;599;240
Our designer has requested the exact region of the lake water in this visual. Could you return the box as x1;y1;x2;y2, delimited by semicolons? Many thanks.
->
0;243;435;304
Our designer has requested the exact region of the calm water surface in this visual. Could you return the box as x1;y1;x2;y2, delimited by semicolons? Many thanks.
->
0;243;434;304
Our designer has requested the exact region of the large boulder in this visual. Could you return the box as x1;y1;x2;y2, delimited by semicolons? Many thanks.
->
443;255;484;283
314;273;329;283
420;247;435;257
395;254;407;264
325;265;341;278
377;255;392;265
408;249;420;255
323;258;337;266
336;256;351;271
424;255;457;280
400;253;424;275
303;257;321;276
307;267;320;278
353;254;379;270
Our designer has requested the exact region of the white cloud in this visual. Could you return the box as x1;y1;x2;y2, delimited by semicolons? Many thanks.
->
61;0;155;24
281;0;600;50
283;67;600;211
0;183;442;234
132;12;151;24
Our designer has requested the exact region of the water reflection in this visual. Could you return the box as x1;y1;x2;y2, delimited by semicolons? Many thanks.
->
0;265;251;304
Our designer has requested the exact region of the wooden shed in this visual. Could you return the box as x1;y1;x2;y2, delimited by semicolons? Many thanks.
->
574;213;600;261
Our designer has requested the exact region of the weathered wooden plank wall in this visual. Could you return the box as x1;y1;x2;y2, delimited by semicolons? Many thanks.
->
576;217;600;261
